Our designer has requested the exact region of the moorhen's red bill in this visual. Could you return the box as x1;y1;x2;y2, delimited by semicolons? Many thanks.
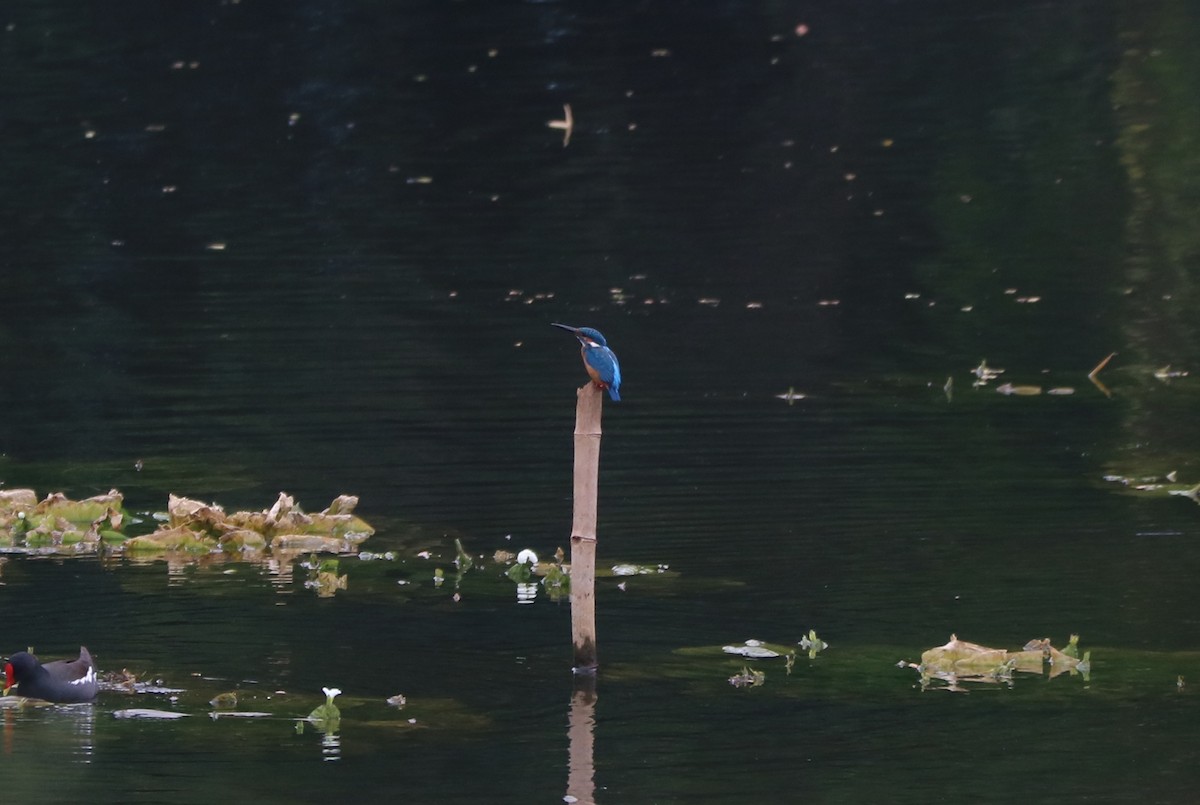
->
3;646;98;703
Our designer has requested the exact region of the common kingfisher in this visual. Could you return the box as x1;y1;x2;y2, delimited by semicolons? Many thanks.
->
552;323;622;401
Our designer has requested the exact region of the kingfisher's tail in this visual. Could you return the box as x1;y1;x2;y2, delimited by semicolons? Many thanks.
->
608;386;621;402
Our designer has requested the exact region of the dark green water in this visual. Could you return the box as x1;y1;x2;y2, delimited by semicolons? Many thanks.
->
3;1;1200;802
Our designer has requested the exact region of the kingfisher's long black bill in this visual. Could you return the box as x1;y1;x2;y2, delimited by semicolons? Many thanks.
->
551;322;580;334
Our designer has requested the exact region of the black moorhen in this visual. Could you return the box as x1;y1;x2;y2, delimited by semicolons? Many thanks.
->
3;646;98;703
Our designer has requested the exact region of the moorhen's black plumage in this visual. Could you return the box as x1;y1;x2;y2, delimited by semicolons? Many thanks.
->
3;646;98;703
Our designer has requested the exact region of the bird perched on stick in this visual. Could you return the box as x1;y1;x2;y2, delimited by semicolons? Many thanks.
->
552;323;622;401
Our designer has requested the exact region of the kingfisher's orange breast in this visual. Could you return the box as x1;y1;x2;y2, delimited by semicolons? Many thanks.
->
581;349;607;387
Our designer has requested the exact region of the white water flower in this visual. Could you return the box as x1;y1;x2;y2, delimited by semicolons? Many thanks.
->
516;549;538;565
322;687;341;702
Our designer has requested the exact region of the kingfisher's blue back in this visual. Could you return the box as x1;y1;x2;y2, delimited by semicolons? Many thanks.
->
552;322;622;402
583;343;621;401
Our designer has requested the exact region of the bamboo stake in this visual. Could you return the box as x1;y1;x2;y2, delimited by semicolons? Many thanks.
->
570;382;603;670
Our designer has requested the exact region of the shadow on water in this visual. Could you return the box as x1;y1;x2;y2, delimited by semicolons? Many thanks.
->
3;0;1200;802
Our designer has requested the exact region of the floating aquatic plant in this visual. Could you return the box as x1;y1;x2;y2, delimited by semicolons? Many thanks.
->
0;489;128;549
504;549;538;583
799;629;829;659
453;538;474;572
305;687;342;733
541;558;570;602
903;634;1090;690
303;554;348;598
0;489;375;560
209;691;238;709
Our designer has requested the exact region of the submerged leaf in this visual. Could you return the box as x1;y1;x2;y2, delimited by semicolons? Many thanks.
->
454;538;473;572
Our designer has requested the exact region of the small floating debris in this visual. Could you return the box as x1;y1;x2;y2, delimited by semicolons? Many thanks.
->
1154;365;1189;382
1169;482;1200;504
722;640;781;659
971;359;1005;386
357;551;396;562
547;103;573;147
728;666;765;688
1102;473;1200;503
611;563;669;576
113;709;190;720
775;387;807;404
1088;352;1116;397
302;555;348;598
996;383;1042;396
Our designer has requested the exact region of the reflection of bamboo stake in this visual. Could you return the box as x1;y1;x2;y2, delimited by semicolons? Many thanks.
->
565;679;597;804
571;383;602;670
1088;352;1116;398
